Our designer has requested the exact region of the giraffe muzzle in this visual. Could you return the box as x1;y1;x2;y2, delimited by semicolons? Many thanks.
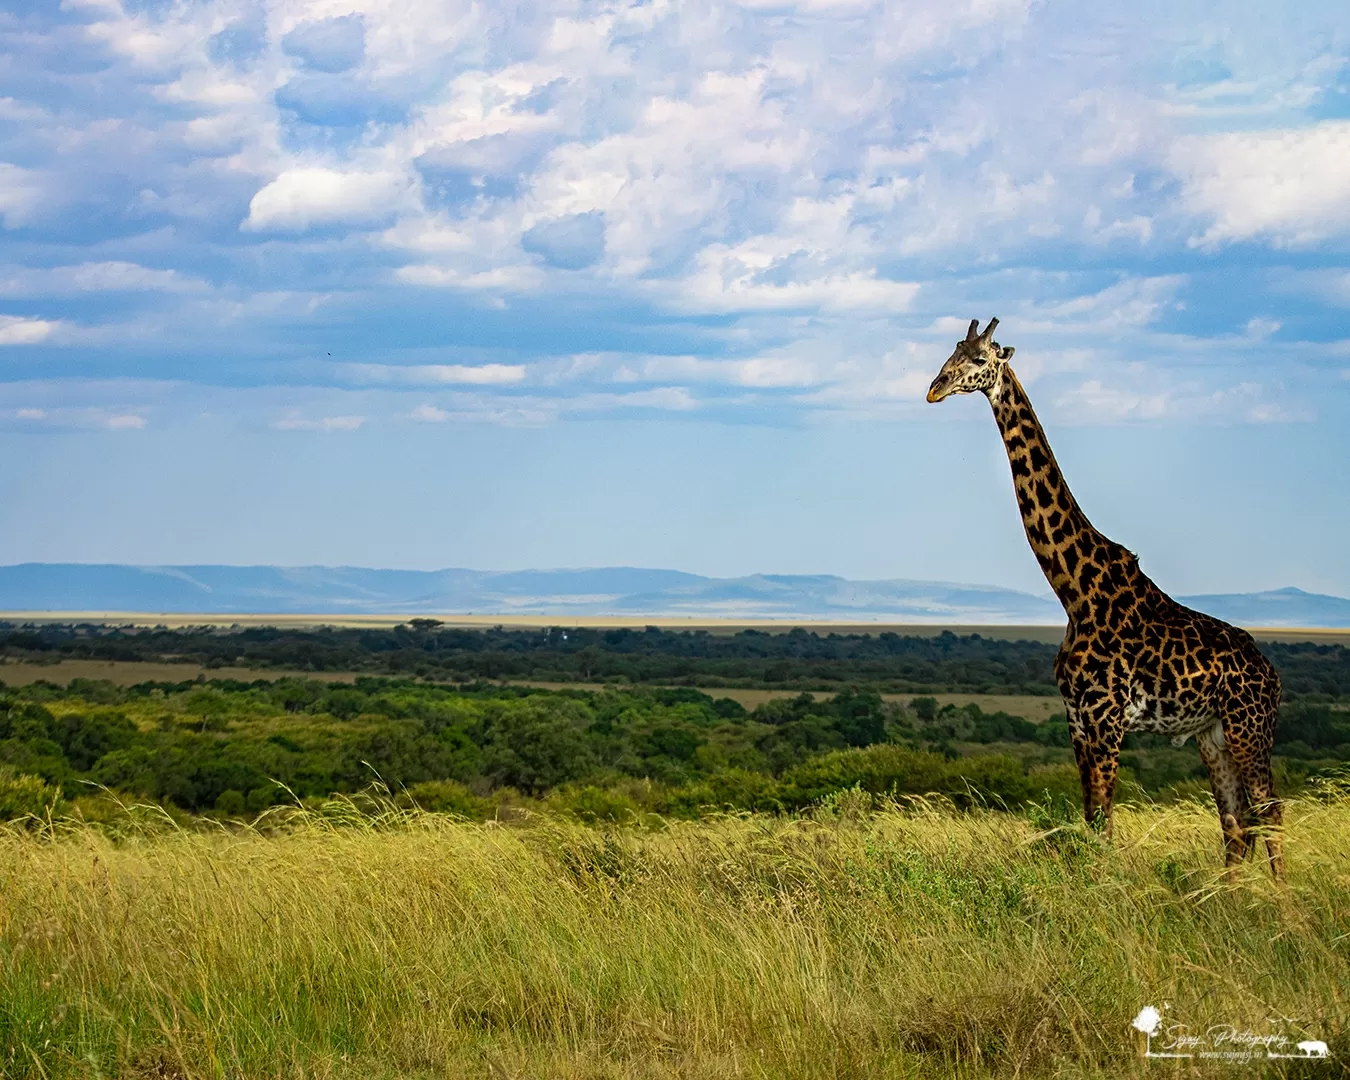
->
926;376;950;403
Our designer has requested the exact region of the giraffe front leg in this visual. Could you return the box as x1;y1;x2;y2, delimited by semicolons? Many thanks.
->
1196;722;1250;874
1068;700;1126;838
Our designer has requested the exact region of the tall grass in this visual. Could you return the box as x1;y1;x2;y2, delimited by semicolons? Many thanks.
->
1;791;1347;1079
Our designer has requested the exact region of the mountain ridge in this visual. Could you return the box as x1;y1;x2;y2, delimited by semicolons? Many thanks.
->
0;564;1347;627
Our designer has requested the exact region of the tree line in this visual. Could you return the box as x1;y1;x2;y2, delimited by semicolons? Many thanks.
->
3;622;1347;698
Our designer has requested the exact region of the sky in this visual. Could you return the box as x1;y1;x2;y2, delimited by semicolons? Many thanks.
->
1;0;1348;599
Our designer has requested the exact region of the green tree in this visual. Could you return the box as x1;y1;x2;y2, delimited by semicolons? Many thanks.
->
482;698;595;793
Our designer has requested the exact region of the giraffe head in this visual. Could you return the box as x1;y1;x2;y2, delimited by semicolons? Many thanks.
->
926;317;1015;403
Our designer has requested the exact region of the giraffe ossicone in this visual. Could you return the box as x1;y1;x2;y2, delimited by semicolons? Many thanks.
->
928;317;1285;879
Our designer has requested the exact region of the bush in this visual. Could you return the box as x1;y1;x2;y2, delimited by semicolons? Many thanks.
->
481;698;596;793
399;779;492;819
1024;764;1082;808
549;784;640;823
0;767;62;821
246;782;288;812
1277;701;1350;750
940;754;1032;808
214;789;247;817
777;745;951;808
776;746;1057;812
660;768;783;816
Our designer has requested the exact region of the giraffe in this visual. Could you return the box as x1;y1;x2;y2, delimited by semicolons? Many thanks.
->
926;318;1285;879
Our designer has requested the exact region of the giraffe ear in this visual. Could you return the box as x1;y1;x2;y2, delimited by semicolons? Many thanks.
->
997;345;1015;361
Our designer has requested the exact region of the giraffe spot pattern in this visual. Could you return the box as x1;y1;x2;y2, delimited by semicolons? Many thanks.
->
930;332;1285;878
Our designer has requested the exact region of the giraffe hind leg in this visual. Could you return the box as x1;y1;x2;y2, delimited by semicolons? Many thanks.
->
1196;722;1251;871
1221;710;1285;882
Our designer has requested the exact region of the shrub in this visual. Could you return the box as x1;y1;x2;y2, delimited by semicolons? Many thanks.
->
776;745;951;808
0;767;62;821
660;768;783;816
214;789;247;817
399;779;492;819
940;754;1032;809
1034;716;1072;746
1024;764;1082;808
549;784;640;823
481;698;596;793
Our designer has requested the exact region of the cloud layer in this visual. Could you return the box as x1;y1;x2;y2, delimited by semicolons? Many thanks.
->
0;0;1348;431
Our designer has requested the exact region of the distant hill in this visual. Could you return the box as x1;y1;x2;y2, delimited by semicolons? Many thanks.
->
1176;587;1350;629
0;564;1061;622
0;564;1346;626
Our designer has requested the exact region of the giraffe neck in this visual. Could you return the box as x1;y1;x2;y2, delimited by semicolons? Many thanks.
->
986;367;1123;621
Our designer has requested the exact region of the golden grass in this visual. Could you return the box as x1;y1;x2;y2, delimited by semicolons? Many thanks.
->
2;795;1348;1079
0;660;362;687
513;682;1063;719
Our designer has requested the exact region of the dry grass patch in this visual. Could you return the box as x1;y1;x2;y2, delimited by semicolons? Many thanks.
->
1;794;1347;1078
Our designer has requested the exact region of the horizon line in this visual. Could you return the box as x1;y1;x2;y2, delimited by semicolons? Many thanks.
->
1;612;1346;644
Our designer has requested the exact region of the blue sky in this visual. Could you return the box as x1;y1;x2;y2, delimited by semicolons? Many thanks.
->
1;0;1348;598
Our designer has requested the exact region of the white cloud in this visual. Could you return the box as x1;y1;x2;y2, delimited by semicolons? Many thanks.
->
1082;206;1153;244
0;315;59;345
272;413;366;431
0;397;155;431
1198;381;1305;423
243;168;418;232
1244;317;1281;341
1023;275;1186;331
394;263;542;292
0;164;46;228
570;386;697;411
797;367;934;409
679;263;921;314
610;351;834;389
1;0;1347;435
872;0;1032;58
1170;121;1350;246
0;262;207;295
523;67;817;278
606;333;964;412
1056;379;1169;421
343;363;526;385
1053;376;1303;424
397;384;700;425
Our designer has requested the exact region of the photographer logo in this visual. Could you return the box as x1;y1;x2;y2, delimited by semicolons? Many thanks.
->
1133;1005;1329;1063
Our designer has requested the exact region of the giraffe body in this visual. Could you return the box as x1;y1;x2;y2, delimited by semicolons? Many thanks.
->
928;318;1284;878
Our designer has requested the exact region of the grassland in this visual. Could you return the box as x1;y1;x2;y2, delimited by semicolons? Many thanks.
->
0;659;363;687
510;682;1067;720
2;792;1347;1079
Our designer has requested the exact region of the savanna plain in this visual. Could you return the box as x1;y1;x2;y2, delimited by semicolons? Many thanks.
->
2;619;1349;1078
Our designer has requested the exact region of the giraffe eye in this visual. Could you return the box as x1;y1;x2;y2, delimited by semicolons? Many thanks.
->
970;355;986;365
